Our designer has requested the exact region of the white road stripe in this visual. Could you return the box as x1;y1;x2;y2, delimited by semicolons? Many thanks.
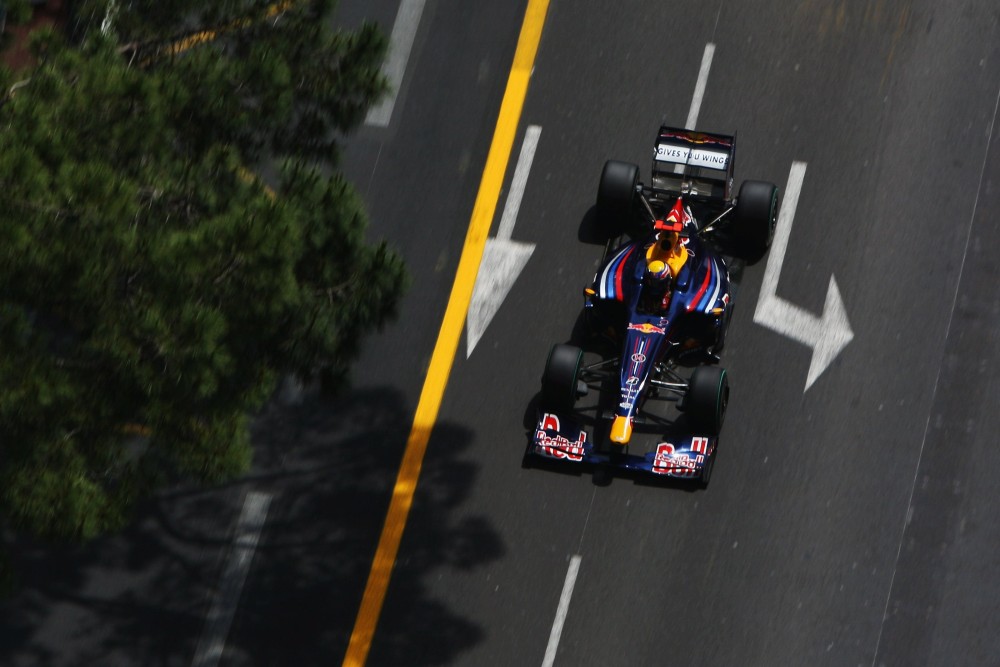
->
675;42;716;173
497;124;542;241
686;42;715;130
542;555;582;667
191;491;273;667
366;0;427;127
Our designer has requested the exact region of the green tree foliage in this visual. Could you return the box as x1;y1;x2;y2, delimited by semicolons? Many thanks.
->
0;1;405;542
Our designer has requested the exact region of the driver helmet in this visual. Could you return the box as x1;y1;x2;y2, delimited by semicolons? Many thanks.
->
644;259;673;313
646;259;671;283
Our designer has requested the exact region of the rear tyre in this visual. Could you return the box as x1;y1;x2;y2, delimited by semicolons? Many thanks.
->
596;160;639;237
542;344;583;411
685;366;729;435
731;180;779;264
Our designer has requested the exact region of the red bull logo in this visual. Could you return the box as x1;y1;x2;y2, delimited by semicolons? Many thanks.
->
628;322;666;335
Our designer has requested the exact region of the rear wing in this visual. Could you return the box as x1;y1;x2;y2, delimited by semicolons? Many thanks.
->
650;126;736;203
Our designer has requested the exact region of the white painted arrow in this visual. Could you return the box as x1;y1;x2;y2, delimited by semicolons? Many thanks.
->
753;161;854;391
466;125;540;357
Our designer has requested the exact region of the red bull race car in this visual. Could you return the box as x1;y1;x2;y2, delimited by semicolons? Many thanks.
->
528;125;779;487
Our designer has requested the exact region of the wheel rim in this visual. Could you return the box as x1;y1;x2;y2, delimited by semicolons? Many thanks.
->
715;371;729;430
766;188;779;247
568;354;581;405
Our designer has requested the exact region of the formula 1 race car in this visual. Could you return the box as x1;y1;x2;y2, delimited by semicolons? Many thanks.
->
527;125;779;487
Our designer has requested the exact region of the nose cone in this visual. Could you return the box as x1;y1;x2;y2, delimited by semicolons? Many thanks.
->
610;415;633;444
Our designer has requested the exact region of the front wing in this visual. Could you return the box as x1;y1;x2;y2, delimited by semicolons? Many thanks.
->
529;412;715;480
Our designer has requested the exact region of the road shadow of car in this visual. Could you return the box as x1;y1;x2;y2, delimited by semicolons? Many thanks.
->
577;206;606;245
577;204;648;246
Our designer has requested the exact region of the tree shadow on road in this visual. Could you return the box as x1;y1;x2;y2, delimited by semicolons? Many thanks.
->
0;385;503;667
230;387;503;667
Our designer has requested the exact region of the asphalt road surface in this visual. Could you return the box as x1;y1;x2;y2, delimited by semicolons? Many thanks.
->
2;1;999;666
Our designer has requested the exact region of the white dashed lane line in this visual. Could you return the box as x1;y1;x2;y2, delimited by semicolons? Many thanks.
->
366;0;427;127
191;491;273;667
674;42;715;174
685;42;716;130
542;554;583;667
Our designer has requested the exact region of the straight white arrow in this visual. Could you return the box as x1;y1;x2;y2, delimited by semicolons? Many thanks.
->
466;125;540;357
753;161;854;391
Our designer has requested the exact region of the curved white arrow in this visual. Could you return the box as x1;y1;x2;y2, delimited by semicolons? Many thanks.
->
466;125;540;357
753;161;854;391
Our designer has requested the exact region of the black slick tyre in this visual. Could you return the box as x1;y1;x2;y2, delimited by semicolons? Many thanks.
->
732;180;779;264
685;366;729;435
698;451;715;489
542;344;583;412
596;160;639;237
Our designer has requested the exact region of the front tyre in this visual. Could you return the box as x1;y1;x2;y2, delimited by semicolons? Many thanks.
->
698;450;716;489
542;344;583;411
685;366;729;435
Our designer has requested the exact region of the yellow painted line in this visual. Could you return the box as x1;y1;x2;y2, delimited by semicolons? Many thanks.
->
341;1;551;665
142;0;295;61
121;423;151;436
